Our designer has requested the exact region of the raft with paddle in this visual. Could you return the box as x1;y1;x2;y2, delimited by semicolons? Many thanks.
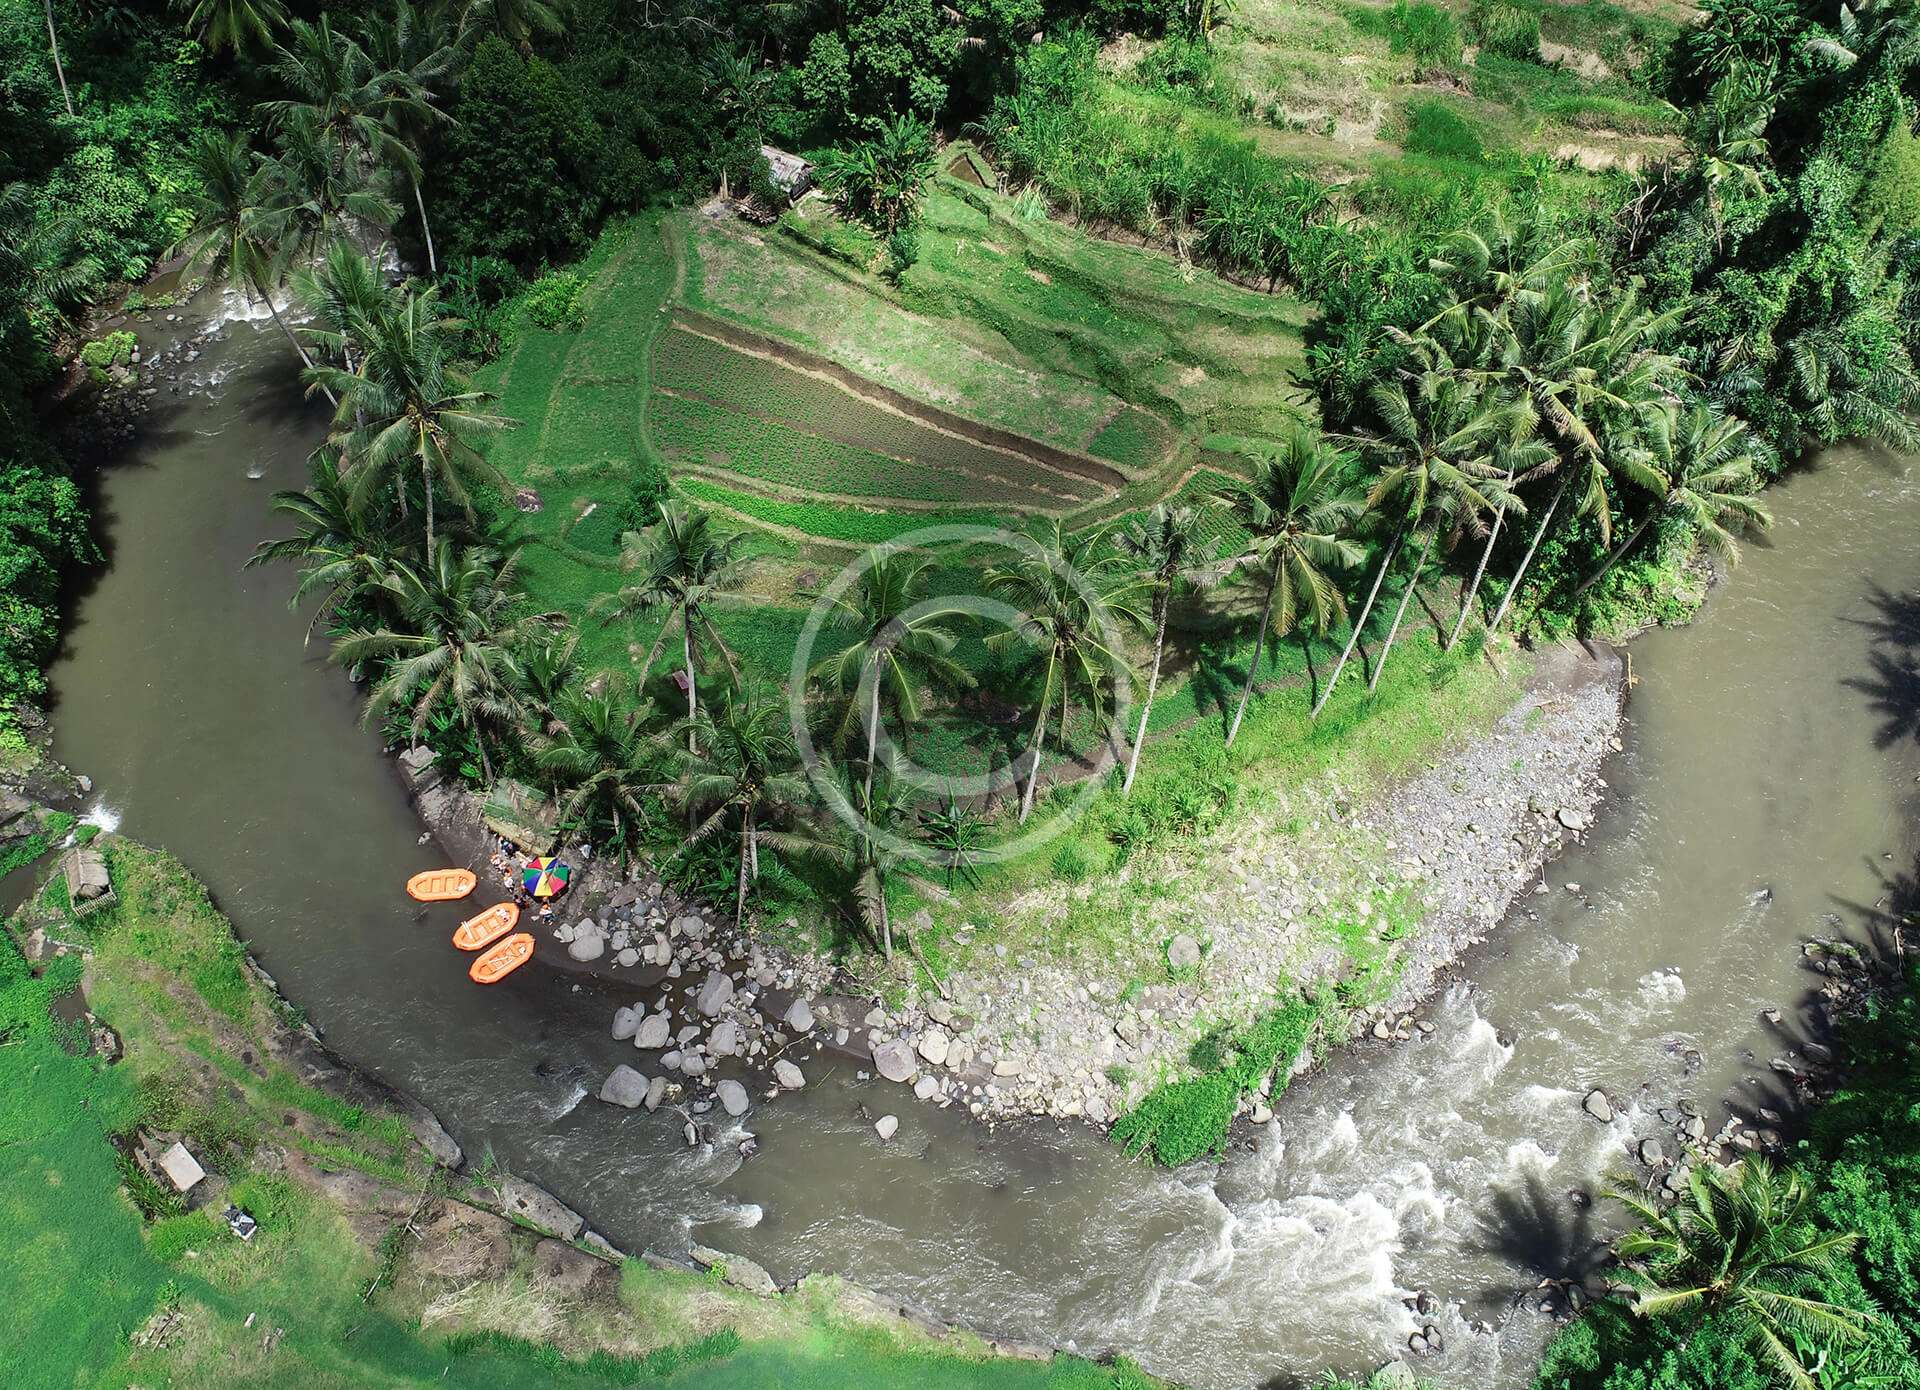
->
407;868;477;902
453;902;519;952
469;932;534;984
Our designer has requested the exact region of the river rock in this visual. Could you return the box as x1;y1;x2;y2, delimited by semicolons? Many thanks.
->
875;1114;899;1141
498;1178;586;1241
611;1006;641;1041
696;972;734;1017
634;1013;672;1049
568;926;606;962
644;1076;667;1111
913;1075;940;1100
785;999;815;1032
773;1058;805;1090
1638;1138;1665;1167
689;1243;777;1297
1167;934;1202;971
1583;1089;1614;1123
674;913;708;940
917;1029;951;1066
710;1020;739;1057
616;948;639;967
681;1052;708;1077
993;1057;1023;1078
598;1064;649;1109
716;1080;749;1116
1556;806;1590;831
873;1039;915;1082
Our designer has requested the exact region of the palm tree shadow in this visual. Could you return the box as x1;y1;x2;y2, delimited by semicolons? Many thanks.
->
1462;1167;1610;1325
1842;583;1920;749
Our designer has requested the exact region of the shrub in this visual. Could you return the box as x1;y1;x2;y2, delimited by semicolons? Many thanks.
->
1469;0;1541;63
520;271;588;331
1388;1;1464;74
612;458;672;535
1401;98;1487;162
78;330;136;382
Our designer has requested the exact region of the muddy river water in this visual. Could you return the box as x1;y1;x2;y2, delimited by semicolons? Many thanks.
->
46;312;1920;1388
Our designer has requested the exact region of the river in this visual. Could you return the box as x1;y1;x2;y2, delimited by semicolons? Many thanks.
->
46;310;1920;1389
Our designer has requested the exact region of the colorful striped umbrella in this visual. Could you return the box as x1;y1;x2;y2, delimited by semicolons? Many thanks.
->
521;857;571;898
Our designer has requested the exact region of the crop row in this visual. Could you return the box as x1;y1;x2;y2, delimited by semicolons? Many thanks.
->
652;328;1105;501
675;478;1014;546
652;392;1066;508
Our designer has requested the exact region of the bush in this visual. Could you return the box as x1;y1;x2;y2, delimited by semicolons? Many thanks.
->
1388;1;1465;74
1469;0;1541;63
1401;98;1488;161
78;330;135;381
520;271;588;331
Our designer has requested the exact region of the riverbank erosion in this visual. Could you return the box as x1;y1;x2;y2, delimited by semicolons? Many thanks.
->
395;638;1624;1141
0;831;1166;1389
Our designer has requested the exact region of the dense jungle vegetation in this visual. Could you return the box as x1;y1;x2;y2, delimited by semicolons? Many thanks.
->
8;0;1920;1385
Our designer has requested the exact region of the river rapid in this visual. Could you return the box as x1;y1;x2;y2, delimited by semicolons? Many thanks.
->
46;311;1920;1388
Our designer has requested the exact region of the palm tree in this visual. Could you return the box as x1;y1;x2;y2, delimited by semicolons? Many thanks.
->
1482;285;1680;637
1218;433;1366;743
807;545;973;814
359;1;459;273
333;538;529;782
1359;366;1522;692
292;237;395;374
1572;403;1772;599
0;183;100;332
172;132;333;397
310;280;516;553
259;107;401;245
1114;504;1218;791
185;0;288;55
248;449;406;640
983;521;1144;822
766;764;944;961
460;0;567;53
533;679;668;861
1611;1158;1871;1390
43;0;72;117
516;627;579;735
676;685;807;930
593;501;747;751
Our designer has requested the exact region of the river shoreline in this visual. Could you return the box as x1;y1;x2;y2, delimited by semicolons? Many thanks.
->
392;635;1627;1140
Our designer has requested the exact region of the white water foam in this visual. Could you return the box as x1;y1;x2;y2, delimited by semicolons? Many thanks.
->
548;1082;588;1120
79;802;122;835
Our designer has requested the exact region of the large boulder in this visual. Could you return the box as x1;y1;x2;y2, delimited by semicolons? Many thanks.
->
709;1020;739;1057
567;925;606;962
773;1059;805;1090
716;1079;750;1116
785;998;815;1033
497;1178;586;1241
644;1076;667;1111
696;972;735;1018
634;1013;672;1049
917;1029;950;1066
873;1038;915;1083
875;1114;899;1141
1583;1089;1614;1123
611;1006;640;1041
1167;934;1202;971
597;1064;649;1109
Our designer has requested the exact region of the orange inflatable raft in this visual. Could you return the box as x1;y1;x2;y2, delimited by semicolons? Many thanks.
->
469;932;535;984
407;868;477;902
453;902;519;952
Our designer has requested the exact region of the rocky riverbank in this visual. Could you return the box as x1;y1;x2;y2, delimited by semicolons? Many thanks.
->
395;639;1626;1143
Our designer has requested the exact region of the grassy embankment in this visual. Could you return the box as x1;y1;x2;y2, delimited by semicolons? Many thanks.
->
0;834;1163;1389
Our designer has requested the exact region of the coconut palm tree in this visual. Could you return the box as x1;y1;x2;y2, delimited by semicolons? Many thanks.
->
1115;504;1218;789
309;280;515;553
42;0;72;116
460;0;566;53
593;501;747;752
532;678;669;861
173;132;333;397
806;545;973;815
1571;403;1772;599
248;449;406;639
516;627;579;735
1359;367;1523;692
292;237;395;374
1610;1157;1871;1390
359;1;459;273
675;684;808;930
333;537;529;782
0;182;100;333
259;107;401;246
1482;284;1681;636
1217;433;1365;742
185;0;288;55
983;521;1144;822
765;763;944;961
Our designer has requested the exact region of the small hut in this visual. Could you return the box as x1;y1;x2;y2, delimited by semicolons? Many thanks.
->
61;844;115;918
759;146;814;204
